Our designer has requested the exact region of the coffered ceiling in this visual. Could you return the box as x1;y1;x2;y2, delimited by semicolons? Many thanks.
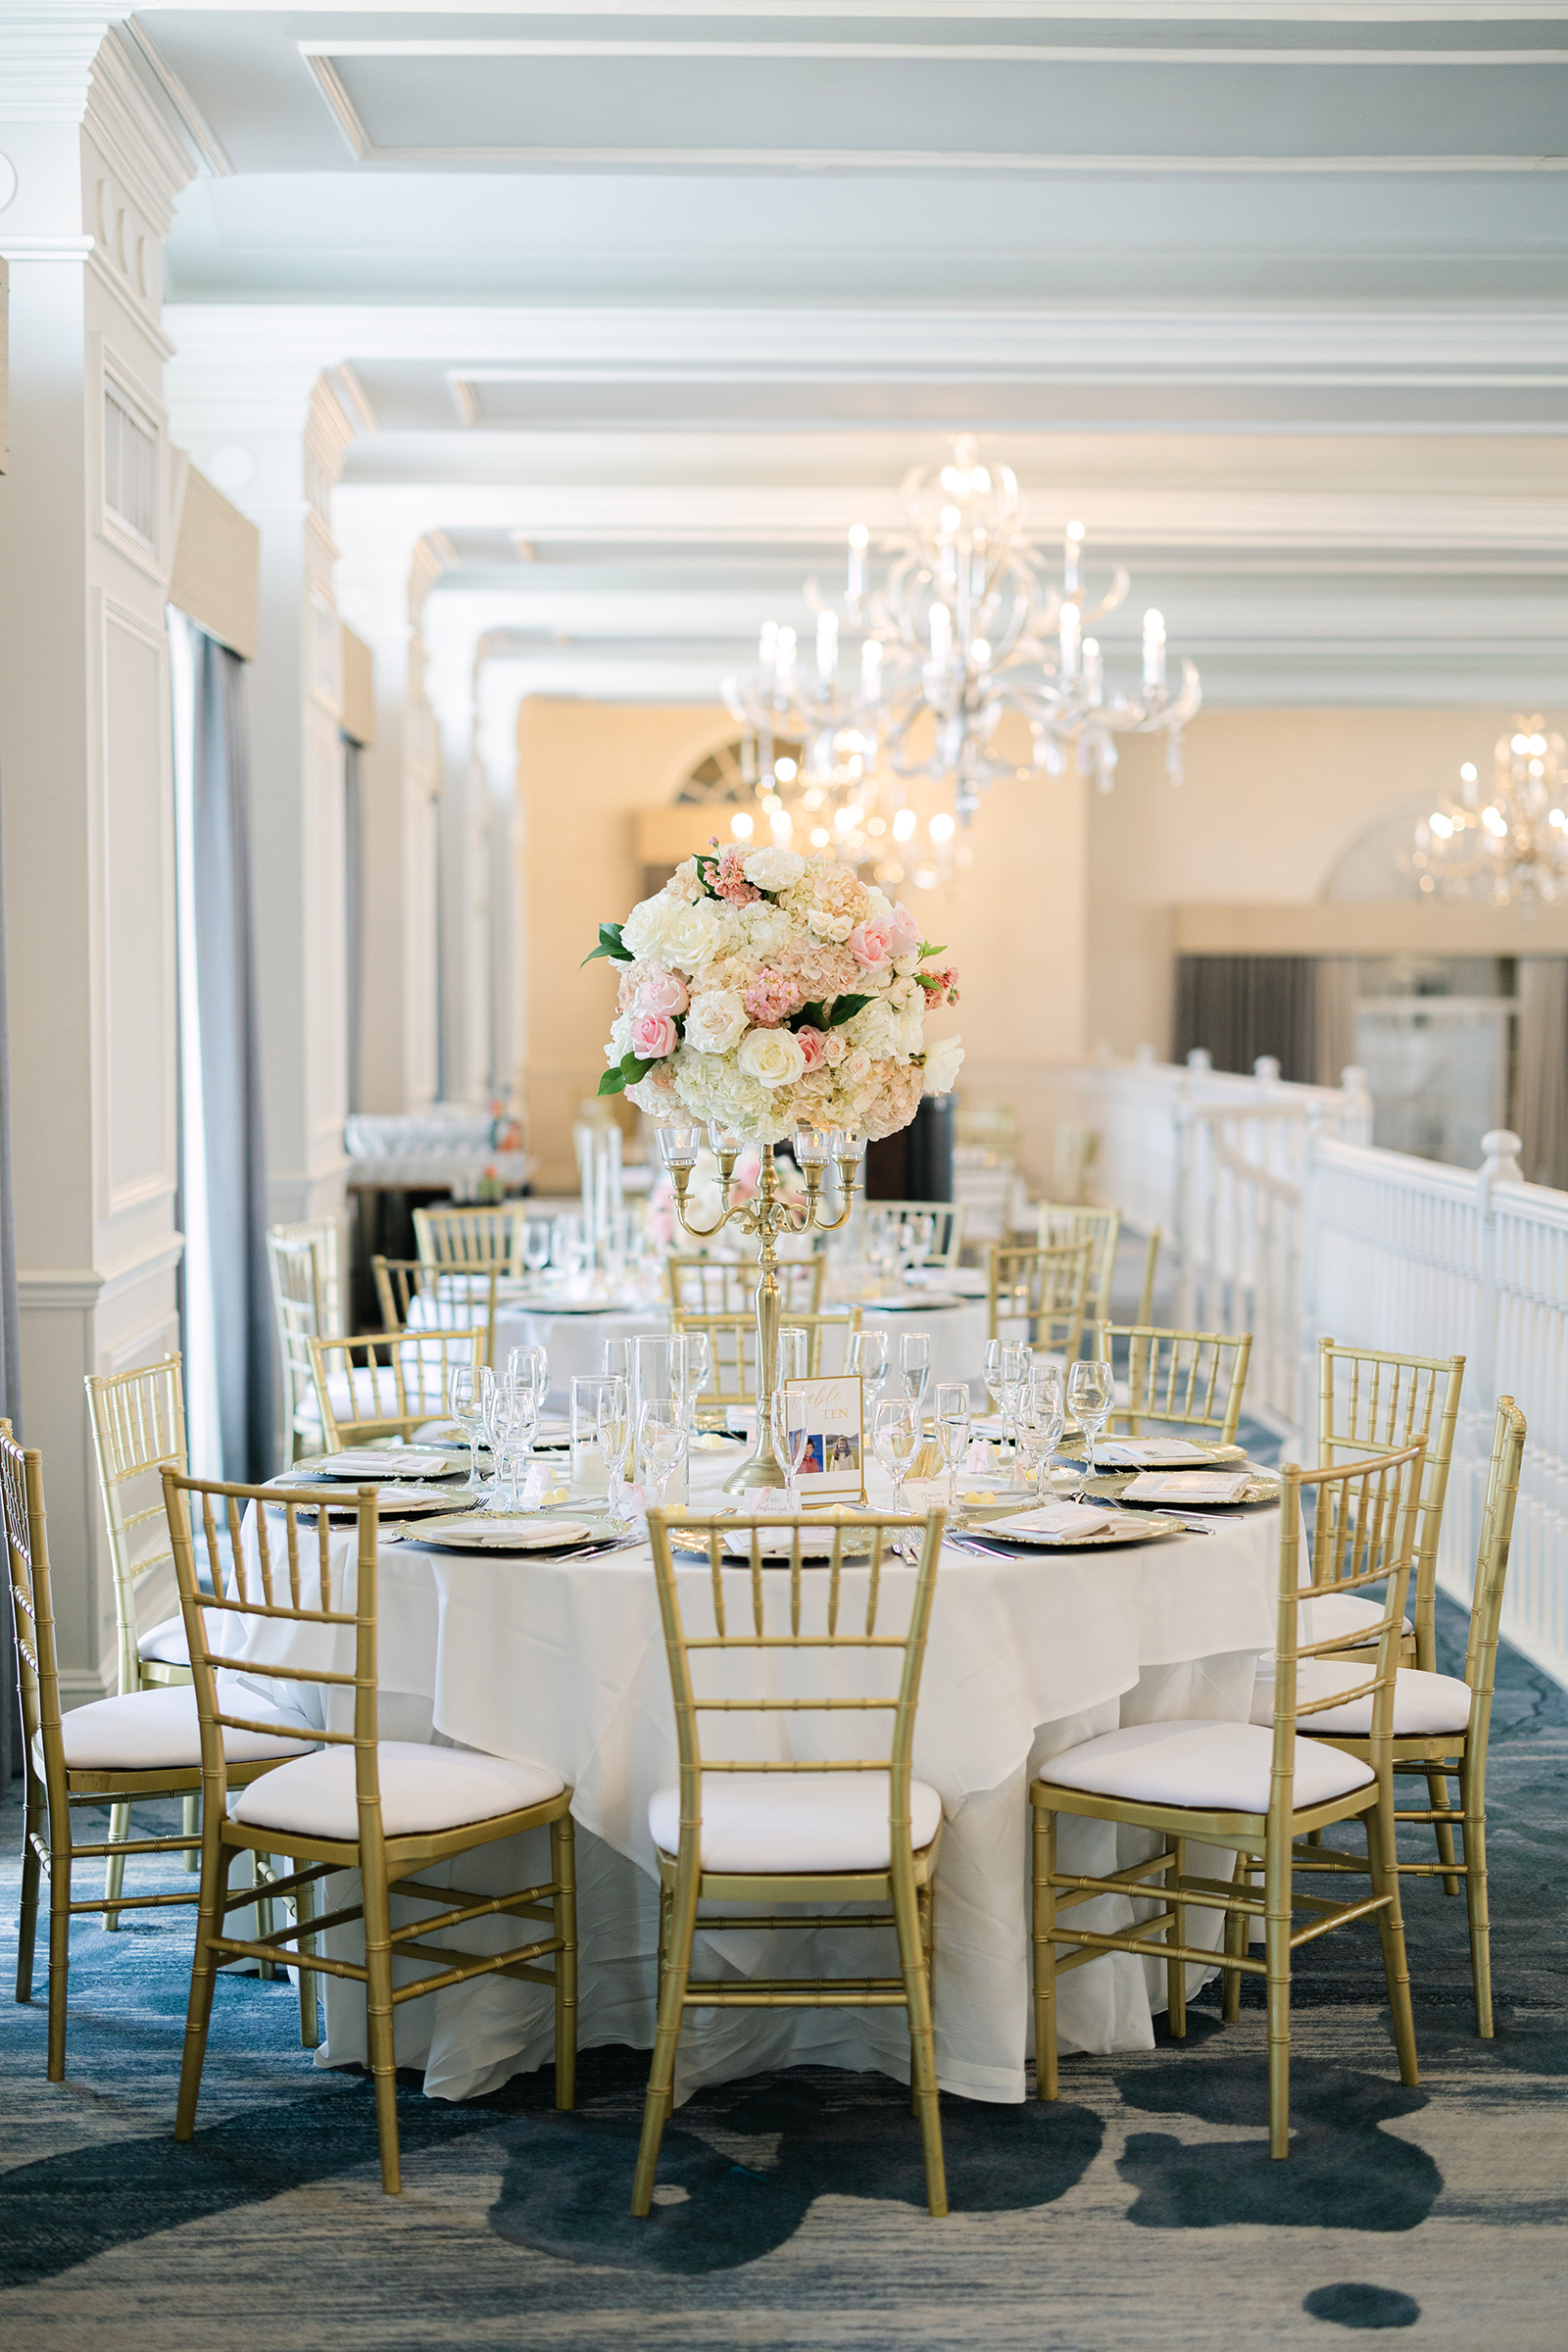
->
132;3;1568;710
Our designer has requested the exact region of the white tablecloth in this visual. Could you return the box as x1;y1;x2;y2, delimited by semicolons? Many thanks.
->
232;1459;1279;2109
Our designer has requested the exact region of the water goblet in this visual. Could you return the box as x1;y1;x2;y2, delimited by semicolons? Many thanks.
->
934;1380;971;1509
1066;1358;1115;1498
522;1219;552;1277
847;1327;890;1403
873;1397;922;1515
1019;1366;1067;1505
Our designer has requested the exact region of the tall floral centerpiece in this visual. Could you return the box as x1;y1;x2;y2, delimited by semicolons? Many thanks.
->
586;842;963;1491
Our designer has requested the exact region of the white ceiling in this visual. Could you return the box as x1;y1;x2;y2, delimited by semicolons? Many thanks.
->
132;2;1568;712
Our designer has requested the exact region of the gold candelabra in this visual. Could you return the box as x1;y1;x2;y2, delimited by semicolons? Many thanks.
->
659;1122;865;1494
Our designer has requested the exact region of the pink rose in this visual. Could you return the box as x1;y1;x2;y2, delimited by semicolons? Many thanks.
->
635;969;689;1017
889;902;920;958
630;1009;677;1060
797;1025;826;1071
847;917;895;970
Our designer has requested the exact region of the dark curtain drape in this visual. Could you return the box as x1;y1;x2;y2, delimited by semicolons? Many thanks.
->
1175;956;1319;1086
191;630;273;1483
343;736;364;1116
0;749;20;1792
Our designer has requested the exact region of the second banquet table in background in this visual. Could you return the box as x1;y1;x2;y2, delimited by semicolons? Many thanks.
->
229;1452;1280;2109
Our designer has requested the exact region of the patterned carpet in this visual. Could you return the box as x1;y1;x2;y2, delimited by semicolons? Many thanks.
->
2;1591;1565;2351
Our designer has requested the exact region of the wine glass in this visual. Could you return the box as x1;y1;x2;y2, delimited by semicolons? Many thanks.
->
483;1376;525;1512
873;1398;922;1515
602;1336;634;1383
522;1219;552;1276
1019;1365;1066;1506
598;1378;632;1527
982;1339;1006;1422
934;1381;971;1508
768;1387;811;1512
847;1326;889;1404
900;1330;932;1410
447;1363;485;1492
638;1403;688;1510
683;1332;713;1428
865;1211;897;1293
1066;1358;1115;1498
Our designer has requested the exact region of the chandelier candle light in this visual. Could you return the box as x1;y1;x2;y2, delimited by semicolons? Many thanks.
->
1413;718;1568;908
585;841;963;1491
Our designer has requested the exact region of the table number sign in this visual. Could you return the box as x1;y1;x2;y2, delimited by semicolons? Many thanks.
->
782;1374;866;1503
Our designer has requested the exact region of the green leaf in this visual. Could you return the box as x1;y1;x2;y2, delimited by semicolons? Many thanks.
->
793;1002;827;1033
597;1067;628;1096
827;993;871;1029
581;921;632;968
916;940;948;961
621;1053;655;1082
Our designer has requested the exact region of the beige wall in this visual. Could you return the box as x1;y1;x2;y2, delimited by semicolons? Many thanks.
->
515;698;1091;1191
1087;707;1568;1059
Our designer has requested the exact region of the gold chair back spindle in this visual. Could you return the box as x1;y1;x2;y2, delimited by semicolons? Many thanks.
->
1036;1203;1119;1334
308;1325;488;1452
268;1221;343;1461
987;1239;1093;1355
413;1203;527;1276
1316;1339;1465;1674
666;1253;825;1318
866;1201;966;1270
670;1306;862;1416
635;1506;948;2216
1096;1321;1252;1446
371;1256;499;1367
85;1353;190;1698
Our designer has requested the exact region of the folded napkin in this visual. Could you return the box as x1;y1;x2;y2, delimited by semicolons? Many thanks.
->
318;1447;453;1479
978;1502;1111;1540
1121;1470;1253;1503
1098;1438;1210;1467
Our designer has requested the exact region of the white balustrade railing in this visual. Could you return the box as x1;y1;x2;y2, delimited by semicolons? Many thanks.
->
1032;1060;1568;1685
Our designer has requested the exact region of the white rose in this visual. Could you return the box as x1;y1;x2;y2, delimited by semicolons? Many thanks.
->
922;1033;964;1097
660;898;721;975
683;989;749;1055
742;845;806;894
619;893;673;963
863;885;895;924
737;1026;808;1089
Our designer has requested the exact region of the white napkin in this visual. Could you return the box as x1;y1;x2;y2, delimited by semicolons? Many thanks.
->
1097;1438;1210;1466
979;1501;1111;1540
318;1447;452;1478
1121;1470;1253;1503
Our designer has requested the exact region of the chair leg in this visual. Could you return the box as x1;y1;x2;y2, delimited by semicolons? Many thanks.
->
552;1809;578;2111
1031;1801;1058;2100
1365;1793;1419;2089
909;1882;934;2117
1461;1755;1493;2038
1221;1851;1247;2025
361;1850;402;2195
103;1801;130;1930
1425;1766;1461;1896
1264;1836;1291;2159
632;1862;701;2217
1166;1837;1187;2040
891;1853;947;2218
254;1854;277;1982
293;1860;319;2050
182;1791;201;1874
16;1798;41;2003
46;1811;74;2082
176;1829;235;2138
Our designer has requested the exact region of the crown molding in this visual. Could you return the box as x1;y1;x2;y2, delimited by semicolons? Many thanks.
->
84;26;195;237
0;6;123;122
0;234;96;262
120;15;230;176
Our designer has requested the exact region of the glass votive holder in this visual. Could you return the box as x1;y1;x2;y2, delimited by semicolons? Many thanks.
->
658;1122;703;1169
792;1125;830;1169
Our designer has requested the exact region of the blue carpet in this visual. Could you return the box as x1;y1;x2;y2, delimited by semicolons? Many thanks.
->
2;1594;1566;2350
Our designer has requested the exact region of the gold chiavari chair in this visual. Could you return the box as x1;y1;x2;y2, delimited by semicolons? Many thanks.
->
671;1306;862;1419
1096;1321;1252;1447
86;1354;199;1917
308;1327;488;1453
986;1240;1093;1357
1264;1396;1525;2037
4;1430;316;2080
666;1253;825;1317
1031;1437;1425;2157
268;1222;343;1462
868;1201;965;1269
1037;1202;1119;1330
164;1468;577;2194
372;1256;500;1366
413;1202;527;1275
635;1506;949;2217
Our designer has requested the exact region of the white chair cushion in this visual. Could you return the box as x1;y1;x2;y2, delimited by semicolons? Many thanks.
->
137;1614;189;1667
1306;1591;1412;1644
648;1772;943;1874
234;1740;564;1842
1251;1661;1472;1740
40;1683;315;1773
1037;1719;1373;1815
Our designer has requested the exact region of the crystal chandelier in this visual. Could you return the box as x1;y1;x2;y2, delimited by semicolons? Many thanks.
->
1413;719;1568;907
721;436;1201;825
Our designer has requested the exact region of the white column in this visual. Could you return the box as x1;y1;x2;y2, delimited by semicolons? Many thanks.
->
0;22;192;1698
163;368;355;1231
424;598;499;1108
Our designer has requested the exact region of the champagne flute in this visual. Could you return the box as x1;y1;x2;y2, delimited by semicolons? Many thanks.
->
900;1330;931;1410
982;1339;1006;1422
602;1336;633;1383
483;1377;524;1513
873;1397;921;1514
447;1363;485;1493
1066;1358;1115;1498
638;1403;688;1511
598;1378;632;1528
768;1388;811;1513
683;1332;713;1429
847;1326;889;1405
1020;1366;1066;1507
999;1342;1032;1473
934;1381;971;1509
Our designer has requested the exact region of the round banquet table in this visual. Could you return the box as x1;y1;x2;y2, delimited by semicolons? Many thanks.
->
230;1458;1279;2109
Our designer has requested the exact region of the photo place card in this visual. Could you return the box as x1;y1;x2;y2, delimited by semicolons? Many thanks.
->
782;1374;866;1503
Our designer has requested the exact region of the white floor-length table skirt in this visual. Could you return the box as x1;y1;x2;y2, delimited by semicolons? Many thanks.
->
233;1457;1278;2109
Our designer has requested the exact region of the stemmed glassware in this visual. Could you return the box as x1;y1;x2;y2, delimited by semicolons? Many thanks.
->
598;1378;632;1528
899;1213;935;1279
638;1403;689;1510
900;1331;932;1409
934;1381;971;1508
1066;1358;1115;1497
447;1364;485;1492
983;1340;1030;1469
768;1387;811;1512
873;1397;922;1514
602;1337;634;1383
683;1332;713;1429
507;1345;549;1464
847;1327;889;1405
521;1219;552;1277
483;1375;529;1511
1018;1365;1067;1507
